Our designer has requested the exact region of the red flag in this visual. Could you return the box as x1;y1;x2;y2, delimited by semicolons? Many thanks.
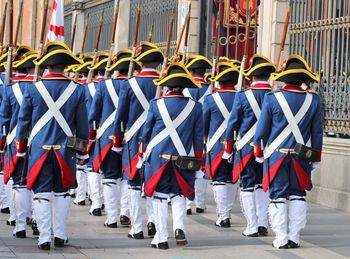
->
46;0;65;43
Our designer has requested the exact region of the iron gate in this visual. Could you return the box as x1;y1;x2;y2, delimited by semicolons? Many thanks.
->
128;0;178;55
289;0;350;135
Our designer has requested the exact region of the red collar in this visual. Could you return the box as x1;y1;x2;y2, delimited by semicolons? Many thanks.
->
249;82;272;90
281;85;306;92
193;77;206;84
93;77;104;83
22;75;35;81
164;91;185;97
43;73;69;80
136;70;160;77
79;79;87;84
116;74;128;79
218;85;236;92
12;75;27;82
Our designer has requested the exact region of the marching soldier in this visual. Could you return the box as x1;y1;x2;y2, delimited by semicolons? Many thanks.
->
74;52;108;213
15;41;88;250
141;62;203;249
112;41;164;239
252;55;323;248
204;61;239;227
89;51;129;228
105;49;135;226
184;55;212;215
224;54;275;237
0;47;38;238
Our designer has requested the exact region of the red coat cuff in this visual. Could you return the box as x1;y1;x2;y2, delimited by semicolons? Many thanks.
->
112;134;123;148
194;151;202;159
253;144;263;158
89;129;96;140
15;139;27;153
224;140;234;153
0;138;6;151
315;148;322;162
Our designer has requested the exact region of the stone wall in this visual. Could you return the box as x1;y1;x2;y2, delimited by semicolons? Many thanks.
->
308;137;350;213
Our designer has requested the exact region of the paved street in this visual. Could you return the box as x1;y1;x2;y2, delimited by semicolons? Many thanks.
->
1;188;350;259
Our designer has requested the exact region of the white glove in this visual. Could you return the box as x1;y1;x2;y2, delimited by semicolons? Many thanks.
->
16;152;26;157
136;155;143;169
255;157;264;163
222;151;232;160
76;153;89;160
111;146;123;154
311;162;320;170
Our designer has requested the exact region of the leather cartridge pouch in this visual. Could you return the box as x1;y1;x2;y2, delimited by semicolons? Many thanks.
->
67;136;88;152
294;143;319;162
175;156;202;171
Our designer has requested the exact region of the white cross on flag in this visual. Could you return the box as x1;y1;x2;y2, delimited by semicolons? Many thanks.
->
46;0;65;43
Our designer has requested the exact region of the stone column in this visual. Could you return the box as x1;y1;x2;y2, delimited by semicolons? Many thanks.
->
114;0;130;51
177;0;200;55
257;0;290;63
72;0;86;54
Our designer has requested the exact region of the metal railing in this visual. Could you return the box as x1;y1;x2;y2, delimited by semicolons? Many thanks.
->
290;0;350;135
128;0;178;55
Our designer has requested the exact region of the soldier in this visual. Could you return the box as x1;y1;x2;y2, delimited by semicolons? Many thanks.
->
71;54;94;207
183;55;212;215
15;41;88;250
112;41;164;239
0;46;36;238
105;49;135;226
252;55;323;248
0;46;11;217
89;51;131;228
204;61;239;227
84;52;108;216
141;62;203;249
224;54;275;237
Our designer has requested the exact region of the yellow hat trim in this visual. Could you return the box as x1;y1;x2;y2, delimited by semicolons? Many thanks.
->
153;73;202;88
134;48;164;62
89;57;109;70
244;62;276;77
287;54;313;72
106;57;137;72
64;64;79;72
73;61;92;72
211;67;240;82
34;49;82;66
13;53;39;68
271;68;320;82
185;55;213;69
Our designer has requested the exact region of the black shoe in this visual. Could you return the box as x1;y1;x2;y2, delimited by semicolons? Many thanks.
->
104;222;118;228
242;232;259;237
74;200;86;206
128;231;144;239
101;204;105;210
288;240;300;248
272;243;289;249
32;221;40;236
70;193;76;199
54;237;68;247
1;207;10;214
6;220;16;226
89;208;102;216
14;230;26;238
38;242;50;250
154;242;169;250
186;208;192;215
175;229;188;246
147;222;156;237
258;226;268;236
196;208;205;213
120;215;131;226
215;218;231;228
26;217;32;225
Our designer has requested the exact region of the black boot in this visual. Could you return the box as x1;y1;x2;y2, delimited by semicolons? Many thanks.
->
1;207;10;214
215;218;231;228
196;208;205;213
89;208;102;216
54;237;68;247
120;215;131;226
104;222;118;228
74;200;86;206
186;208;192;215
128;231;144;239
38;242;51;250
258;226;268;236
32;221;40;236
147;222;156;237
14;230;26;238
288;240;300;248
175;229;188;246
6;220;16;226
151;242;169;250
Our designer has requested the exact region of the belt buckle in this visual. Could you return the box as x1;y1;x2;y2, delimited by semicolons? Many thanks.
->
42;145;61;150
